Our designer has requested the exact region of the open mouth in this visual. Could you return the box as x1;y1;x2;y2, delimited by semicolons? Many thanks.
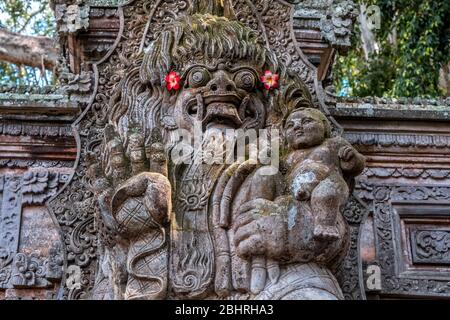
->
186;93;246;130
204;102;243;130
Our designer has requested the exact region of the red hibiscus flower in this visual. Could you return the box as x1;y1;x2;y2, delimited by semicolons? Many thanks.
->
165;71;181;91
260;71;279;90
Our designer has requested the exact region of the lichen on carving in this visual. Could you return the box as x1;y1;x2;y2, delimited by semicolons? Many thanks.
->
48;0;366;300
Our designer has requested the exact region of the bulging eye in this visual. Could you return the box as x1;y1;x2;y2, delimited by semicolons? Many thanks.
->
188;67;211;88
234;70;256;91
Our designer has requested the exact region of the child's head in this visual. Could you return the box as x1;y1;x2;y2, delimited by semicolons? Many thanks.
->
284;108;331;149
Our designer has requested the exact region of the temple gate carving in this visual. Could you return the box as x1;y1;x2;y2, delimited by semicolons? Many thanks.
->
0;0;449;300
45;0;365;300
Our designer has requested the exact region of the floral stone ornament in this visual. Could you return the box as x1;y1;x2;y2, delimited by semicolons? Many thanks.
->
165;71;181;91
261;71;279;90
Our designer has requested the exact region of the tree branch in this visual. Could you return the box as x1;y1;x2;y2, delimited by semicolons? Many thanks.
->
0;28;58;70
18;6;47;34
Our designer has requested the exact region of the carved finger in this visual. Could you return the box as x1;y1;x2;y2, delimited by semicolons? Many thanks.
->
339;146;353;161
147;128;168;177
86;151;114;205
213;162;239;227
345;149;355;161
238;198;268;216
103;124;117;144
342;147;350;160
107;138;128;182
220;160;257;227
232;212;257;233
234;221;260;246
236;235;265;258
86;151;104;180
98;189;118;231
338;146;346;159
127;131;148;176
103;125;128;183
88;162;112;195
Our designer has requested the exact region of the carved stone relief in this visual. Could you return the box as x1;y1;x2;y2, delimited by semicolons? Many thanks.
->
319;0;358;49
412;230;450;265
0;171;66;291
0;0;447;301
356;183;450;297
55;3;90;34
46;0;366;300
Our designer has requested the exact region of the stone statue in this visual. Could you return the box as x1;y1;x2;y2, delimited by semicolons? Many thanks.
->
283;108;365;242
214;108;364;300
82;0;365;300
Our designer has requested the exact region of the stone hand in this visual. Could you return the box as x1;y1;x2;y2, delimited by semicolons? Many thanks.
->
233;199;287;260
338;145;355;162
87;125;170;234
100;125;167;185
338;144;365;173
339;145;357;172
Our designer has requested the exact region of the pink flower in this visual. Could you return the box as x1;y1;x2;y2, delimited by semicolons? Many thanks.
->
260;71;279;90
165;71;181;91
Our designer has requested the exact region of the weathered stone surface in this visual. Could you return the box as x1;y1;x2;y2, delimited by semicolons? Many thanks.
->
1;0;449;301
55;3;90;34
329;97;450;299
0;170;68;296
42;0;365;300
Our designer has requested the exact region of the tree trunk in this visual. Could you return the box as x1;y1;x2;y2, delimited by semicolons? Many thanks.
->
358;4;379;60
439;62;450;97
0;28;58;70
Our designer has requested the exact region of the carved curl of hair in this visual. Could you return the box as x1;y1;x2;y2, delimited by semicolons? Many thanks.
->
140;13;274;86
108;55;166;148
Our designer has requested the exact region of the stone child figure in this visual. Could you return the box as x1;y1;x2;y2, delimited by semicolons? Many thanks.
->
283;108;365;241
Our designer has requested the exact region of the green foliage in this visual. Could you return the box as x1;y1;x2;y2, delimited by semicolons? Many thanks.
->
334;0;450;98
0;0;55;86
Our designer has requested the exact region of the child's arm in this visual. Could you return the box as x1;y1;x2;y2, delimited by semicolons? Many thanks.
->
337;139;365;175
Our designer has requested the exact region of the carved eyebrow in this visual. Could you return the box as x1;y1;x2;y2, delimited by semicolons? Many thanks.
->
180;64;214;79
180;63;259;79
227;65;259;74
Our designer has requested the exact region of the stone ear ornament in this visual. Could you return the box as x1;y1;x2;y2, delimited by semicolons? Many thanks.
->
164;71;181;91
260;71;279;90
